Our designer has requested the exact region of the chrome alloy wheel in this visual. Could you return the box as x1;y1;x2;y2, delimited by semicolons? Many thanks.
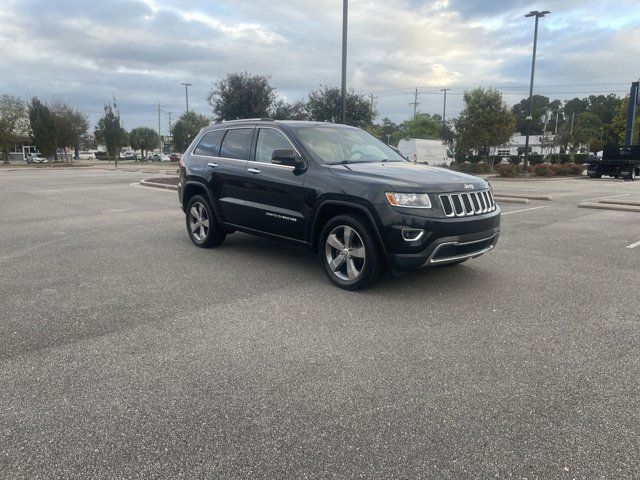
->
324;225;366;281
189;202;210;242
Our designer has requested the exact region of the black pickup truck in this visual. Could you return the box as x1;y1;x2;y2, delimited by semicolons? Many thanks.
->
586;145;640;181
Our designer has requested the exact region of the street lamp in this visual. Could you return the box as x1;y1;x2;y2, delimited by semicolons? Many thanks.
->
340;0;348;124
523;10;550;173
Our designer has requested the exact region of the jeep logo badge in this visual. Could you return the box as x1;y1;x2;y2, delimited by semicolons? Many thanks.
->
464;184;474;190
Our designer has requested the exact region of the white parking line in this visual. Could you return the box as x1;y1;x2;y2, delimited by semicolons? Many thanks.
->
582;193;631;201
627;240;640;249
502;205;553;216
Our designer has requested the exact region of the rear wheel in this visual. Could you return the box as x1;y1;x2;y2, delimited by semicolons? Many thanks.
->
630;168;637;181
319;214;385;290
186;195;226;248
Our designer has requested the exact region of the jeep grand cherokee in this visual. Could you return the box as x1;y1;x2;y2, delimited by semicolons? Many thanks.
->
178;119;500;290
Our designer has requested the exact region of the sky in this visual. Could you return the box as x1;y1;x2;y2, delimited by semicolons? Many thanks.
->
0;0;638;133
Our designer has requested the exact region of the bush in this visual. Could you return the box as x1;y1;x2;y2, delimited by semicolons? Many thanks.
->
509;156;521;165
554;163;584;176
495;164;520;178
528;154;545;165
530;163;554;176
573;153;588;164
558;153;572;164
452;162;492;174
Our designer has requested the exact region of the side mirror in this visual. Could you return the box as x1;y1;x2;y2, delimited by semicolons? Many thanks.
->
272;149;304;168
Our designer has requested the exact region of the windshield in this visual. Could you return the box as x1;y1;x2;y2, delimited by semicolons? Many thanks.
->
292;126;407;165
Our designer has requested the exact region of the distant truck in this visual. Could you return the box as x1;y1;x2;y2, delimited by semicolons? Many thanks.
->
396;138;452;165
586;80;640;181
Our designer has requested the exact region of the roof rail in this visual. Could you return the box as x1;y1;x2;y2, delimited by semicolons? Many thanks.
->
221;118;274;124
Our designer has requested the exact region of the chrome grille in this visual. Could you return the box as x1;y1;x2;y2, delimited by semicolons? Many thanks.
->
439;189;496;217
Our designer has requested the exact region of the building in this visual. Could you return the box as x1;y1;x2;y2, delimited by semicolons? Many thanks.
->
490;132;560;158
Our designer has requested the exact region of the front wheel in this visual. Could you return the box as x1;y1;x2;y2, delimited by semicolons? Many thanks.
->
319;214;385;290
186;195;226;248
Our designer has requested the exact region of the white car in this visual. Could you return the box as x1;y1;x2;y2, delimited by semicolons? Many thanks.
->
26;153;48;164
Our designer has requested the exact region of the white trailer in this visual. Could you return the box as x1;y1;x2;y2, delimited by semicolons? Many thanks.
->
396;138;451;165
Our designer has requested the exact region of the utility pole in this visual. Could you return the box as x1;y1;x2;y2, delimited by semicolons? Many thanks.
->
440;88;450;127
181;83;192;115
369;93;375;111
166;112;173;132
570;112;575;154
554;112;559;164
409;88;419;119
340;0;348;124
523;10;550;173
153;103;163;152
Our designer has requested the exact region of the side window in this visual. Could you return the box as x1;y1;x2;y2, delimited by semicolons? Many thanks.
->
194;130;224;157
220;128;253;160
255;129;295;163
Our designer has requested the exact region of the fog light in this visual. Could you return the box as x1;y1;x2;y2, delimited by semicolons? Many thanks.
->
402;229;424;241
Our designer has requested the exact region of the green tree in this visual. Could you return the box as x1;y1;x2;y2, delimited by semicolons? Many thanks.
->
455;88;515;165
0;95;27;164
563;97;589;121
610;96;633;144
586;94;620;125
28;97;56;160
129;127;159;160
306;85;376;128
171;111;209;152
51;101;89;161
367;117;399;144
270;98;308;120
573;111;603;152
392;114;442;144
206;72;275;121
94;102;127;167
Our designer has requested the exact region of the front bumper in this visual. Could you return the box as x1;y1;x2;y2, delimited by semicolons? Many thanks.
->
379;206;501;271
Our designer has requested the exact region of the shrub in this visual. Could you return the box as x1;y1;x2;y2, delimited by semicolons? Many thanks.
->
558;153;572;164
453;162;492;174
528;154;545;165
530;163;555;176
573;153;588;164
495;164;520;178
509;156;521;165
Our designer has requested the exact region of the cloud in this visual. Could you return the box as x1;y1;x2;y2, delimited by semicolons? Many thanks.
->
0;0;636;130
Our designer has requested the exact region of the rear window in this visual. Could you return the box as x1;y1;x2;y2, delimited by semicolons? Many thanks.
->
194;130;225;157
220;128;254;160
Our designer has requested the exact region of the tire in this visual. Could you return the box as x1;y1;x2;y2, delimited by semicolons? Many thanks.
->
630;168;636;182
589;174;601;179
185;195;226;248
319;214;385;290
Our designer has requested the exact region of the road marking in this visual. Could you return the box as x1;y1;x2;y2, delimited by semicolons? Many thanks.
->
502;205;553;216
582;193;631;201
627;240;640;249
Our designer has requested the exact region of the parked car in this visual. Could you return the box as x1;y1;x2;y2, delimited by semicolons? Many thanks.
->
177;120;500;290
119;151;137;160
26;153;47;164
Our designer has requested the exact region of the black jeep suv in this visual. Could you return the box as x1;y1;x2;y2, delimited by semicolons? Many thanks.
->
178;119;500;290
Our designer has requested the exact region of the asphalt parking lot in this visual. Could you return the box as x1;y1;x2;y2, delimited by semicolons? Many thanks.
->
1;168;639;479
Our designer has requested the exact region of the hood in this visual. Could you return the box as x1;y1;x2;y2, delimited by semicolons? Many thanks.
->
328;162;489;192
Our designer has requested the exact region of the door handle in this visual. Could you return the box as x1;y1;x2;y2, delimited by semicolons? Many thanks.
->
207;162;218;168
247;168;261;174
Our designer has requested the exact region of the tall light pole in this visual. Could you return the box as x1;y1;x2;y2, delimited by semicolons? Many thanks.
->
440;88;450;127
523;10;549;173
181;82;192;115
340;0;348;124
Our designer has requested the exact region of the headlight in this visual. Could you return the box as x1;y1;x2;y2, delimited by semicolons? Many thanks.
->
385;192;432;208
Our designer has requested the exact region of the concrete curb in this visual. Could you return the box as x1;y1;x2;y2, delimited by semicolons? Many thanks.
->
493;192;552;201
139;179;178;191
493;196;529;204
599;199;640;207
578;202;640;213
